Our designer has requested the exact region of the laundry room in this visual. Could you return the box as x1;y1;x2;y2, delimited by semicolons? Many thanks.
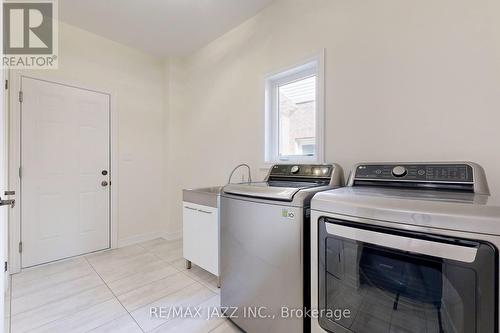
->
1;0;500;333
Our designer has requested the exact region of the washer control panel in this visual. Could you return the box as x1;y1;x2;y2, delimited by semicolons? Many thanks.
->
354;164;473;183
270;164;333;178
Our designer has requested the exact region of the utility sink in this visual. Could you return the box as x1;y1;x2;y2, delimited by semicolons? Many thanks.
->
194;186;223;194
182;186;222;208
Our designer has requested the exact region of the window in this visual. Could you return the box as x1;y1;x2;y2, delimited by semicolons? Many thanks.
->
265;54;324;163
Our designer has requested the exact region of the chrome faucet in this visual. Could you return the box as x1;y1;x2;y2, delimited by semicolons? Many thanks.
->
227;164;252;184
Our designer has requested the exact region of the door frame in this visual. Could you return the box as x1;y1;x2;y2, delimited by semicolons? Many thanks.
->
8;72;118;273
3;70;10;292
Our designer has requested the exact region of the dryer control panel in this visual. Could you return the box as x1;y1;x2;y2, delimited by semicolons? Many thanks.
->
354;164;473;182
349;163;485;193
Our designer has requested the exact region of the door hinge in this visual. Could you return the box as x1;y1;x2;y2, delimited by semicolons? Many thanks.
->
19;91;23;103
19;242;22;253
19;166;22;179
5;79;8;90
4;261;7;272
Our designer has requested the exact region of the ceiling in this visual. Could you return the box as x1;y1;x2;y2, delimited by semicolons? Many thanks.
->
59;0;275;57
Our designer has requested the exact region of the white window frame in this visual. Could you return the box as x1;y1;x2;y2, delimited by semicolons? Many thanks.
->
264;51;325;164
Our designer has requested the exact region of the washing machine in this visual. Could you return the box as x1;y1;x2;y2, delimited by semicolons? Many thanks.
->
311;162;500;333
221;163;344;333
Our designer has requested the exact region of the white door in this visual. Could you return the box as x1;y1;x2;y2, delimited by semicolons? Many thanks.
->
21;77;110;268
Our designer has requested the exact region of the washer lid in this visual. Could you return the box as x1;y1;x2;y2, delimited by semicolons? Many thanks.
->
223;181;319;201
311;187;500;235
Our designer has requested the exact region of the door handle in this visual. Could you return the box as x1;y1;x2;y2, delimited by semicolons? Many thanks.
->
0;197;15;208
101;181;109;187
325;223;477;263
4;191;15;196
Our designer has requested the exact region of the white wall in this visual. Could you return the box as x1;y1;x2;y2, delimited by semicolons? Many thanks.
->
166;0;500;235
10;0;500;243
12;22;169;244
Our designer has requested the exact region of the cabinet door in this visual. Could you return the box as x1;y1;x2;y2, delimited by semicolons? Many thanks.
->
183;202;219;275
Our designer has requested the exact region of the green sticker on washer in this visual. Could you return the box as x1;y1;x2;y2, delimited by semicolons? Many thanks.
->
282;209;295;219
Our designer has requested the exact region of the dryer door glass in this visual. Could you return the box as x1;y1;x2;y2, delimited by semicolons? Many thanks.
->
317;218;497;333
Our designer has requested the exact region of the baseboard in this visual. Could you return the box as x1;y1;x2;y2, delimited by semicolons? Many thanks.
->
117;231;164;248
117;230;182;248
162;230;182;241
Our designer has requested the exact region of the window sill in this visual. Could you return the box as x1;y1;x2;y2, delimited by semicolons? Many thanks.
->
262;159;324;169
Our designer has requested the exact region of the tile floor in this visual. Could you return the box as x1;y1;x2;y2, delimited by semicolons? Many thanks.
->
4;238;242;333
